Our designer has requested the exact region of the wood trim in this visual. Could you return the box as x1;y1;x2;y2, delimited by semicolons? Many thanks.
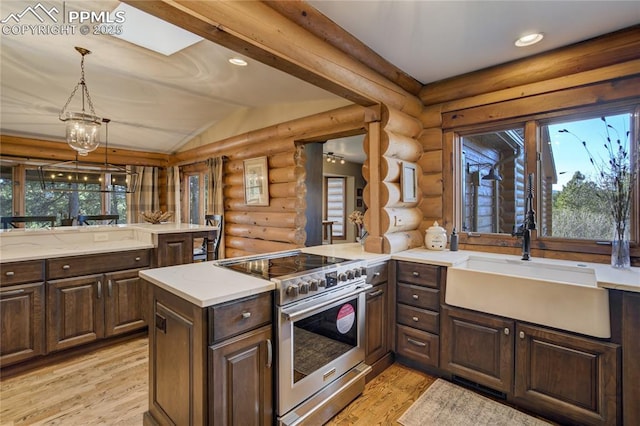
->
123;0;423;116
264;1;422;96
442;76;640;129
420;24;640;106
0;135;169;167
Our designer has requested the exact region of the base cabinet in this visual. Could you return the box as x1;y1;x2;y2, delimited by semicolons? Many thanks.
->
209;325;273;426
441;306;514;393
514;323;620;425
442;305;620;425
0;283;45;366
47;268;148;352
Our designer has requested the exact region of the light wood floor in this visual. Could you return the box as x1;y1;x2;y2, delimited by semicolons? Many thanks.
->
0;337;434;425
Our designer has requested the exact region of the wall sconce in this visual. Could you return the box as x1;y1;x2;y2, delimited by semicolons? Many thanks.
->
324;152;345;164
467;162;503;181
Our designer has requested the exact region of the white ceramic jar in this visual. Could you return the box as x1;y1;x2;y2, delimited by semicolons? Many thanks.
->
425;221;447;250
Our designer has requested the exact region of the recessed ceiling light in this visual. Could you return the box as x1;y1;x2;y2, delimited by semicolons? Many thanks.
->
515;32;544;47
228;58;248;66
111;3;203;56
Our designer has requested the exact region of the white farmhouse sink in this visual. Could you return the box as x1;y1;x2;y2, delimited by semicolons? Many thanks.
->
446;255;610;338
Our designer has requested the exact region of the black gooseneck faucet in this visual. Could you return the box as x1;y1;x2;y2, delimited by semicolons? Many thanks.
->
512;173;536;260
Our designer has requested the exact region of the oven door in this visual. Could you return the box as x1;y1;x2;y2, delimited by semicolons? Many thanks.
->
277;282;371;416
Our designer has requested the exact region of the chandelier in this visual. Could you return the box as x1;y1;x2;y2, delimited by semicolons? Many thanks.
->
39;119;138;193
59;47;101;156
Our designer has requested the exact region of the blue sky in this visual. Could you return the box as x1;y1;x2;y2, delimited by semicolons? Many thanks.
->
547;113;632;191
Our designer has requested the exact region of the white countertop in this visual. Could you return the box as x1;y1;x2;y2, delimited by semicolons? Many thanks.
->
140;262;274;307
392;248;640;293
0;223;217;263
301;243;391;264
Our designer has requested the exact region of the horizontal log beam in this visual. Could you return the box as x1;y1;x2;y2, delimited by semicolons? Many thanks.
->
225;210;306;228
226;236;300;254
224;197;305;213
226;223;305;245
420;25;640;106
0;135;169;167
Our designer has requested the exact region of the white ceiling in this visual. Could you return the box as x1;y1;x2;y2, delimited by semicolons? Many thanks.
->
1;1;639;161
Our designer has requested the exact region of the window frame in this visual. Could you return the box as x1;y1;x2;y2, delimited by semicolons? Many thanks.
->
447;103;639;256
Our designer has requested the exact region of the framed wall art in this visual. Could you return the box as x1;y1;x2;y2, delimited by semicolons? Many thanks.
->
400;162;418;203
243;156;269;206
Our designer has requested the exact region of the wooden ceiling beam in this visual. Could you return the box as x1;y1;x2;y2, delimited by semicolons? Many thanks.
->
0;135;170;167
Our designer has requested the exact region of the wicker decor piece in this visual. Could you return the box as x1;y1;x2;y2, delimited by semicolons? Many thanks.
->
140;211;173;224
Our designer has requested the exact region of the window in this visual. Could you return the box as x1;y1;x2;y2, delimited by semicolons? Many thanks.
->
461;127;525;234
182;167;209;224
0;162;128;225
325;177;346;239
455;107;638;245
540;111;635;241
0;165;12;217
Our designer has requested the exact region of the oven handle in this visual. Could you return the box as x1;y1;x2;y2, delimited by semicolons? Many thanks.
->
282;284;372;322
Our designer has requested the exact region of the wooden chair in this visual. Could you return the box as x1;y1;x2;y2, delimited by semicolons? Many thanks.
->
205;214;224;260
1;216;56;229
77;214;119;226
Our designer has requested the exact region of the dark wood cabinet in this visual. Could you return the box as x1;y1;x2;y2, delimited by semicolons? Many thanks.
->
621;291;640;426
364;262;393;380
104;269;148;337
156;233;193;267
46;274;105;352
0;282;45;366
441;306;514;393
514;323;620;426
441;305;620;425
395;261;442;369
145;283;274;426
209;325;273;426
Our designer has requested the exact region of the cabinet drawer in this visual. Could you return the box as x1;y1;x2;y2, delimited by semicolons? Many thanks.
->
0;260;44;286
396;261;440;288
47;249;151;279
396;324;439;367
210;292;273;343
397;304;439;334
366;262;388;285
397;283;439;311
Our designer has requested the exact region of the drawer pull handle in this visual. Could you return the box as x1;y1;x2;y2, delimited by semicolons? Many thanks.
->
108;280;113;298
368;290;383;297
412;271;419;277
135;257;141;261
519;331;525;339
1;289;25;296
407;338;426;347
504;327;510;335
62;265;70;270
412;316;419;322
5;271;14;277
412;294;419;300
242;312;251;319
373;272;381;277
97;280;102;299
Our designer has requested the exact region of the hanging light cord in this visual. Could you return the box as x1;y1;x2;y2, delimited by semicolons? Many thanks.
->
59;48;97;120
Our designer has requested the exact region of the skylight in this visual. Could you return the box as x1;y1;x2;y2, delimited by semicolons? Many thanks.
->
111;3;203;56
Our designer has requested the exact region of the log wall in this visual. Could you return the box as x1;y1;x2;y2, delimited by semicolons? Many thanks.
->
417;25;640;265
363;105;424;253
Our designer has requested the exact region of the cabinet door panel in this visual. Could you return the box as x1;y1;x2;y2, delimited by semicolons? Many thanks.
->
156;234;193;267
365;282;388;365
441;306;513;393
396;324;439;367
0;283;45;366
104;269;147;337
210;325;273;426
515;323;620;425
47;275;104;352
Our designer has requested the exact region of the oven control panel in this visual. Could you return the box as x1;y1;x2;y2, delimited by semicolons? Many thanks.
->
277;262;367;305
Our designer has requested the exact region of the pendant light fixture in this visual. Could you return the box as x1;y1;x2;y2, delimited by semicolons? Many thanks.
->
38;118;138;193
59;46;101;156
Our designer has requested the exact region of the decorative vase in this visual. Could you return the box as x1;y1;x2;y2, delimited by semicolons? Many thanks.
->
611;221;630;269
356;224;367;246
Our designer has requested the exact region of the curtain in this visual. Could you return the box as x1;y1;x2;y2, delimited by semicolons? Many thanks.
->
166;166;181;224
127;166;159;223
207;157;224;258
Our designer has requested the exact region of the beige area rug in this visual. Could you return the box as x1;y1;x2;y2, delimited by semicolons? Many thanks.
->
398;379;551;426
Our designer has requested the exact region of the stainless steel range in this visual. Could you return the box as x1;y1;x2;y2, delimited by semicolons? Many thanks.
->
217;250;372;425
